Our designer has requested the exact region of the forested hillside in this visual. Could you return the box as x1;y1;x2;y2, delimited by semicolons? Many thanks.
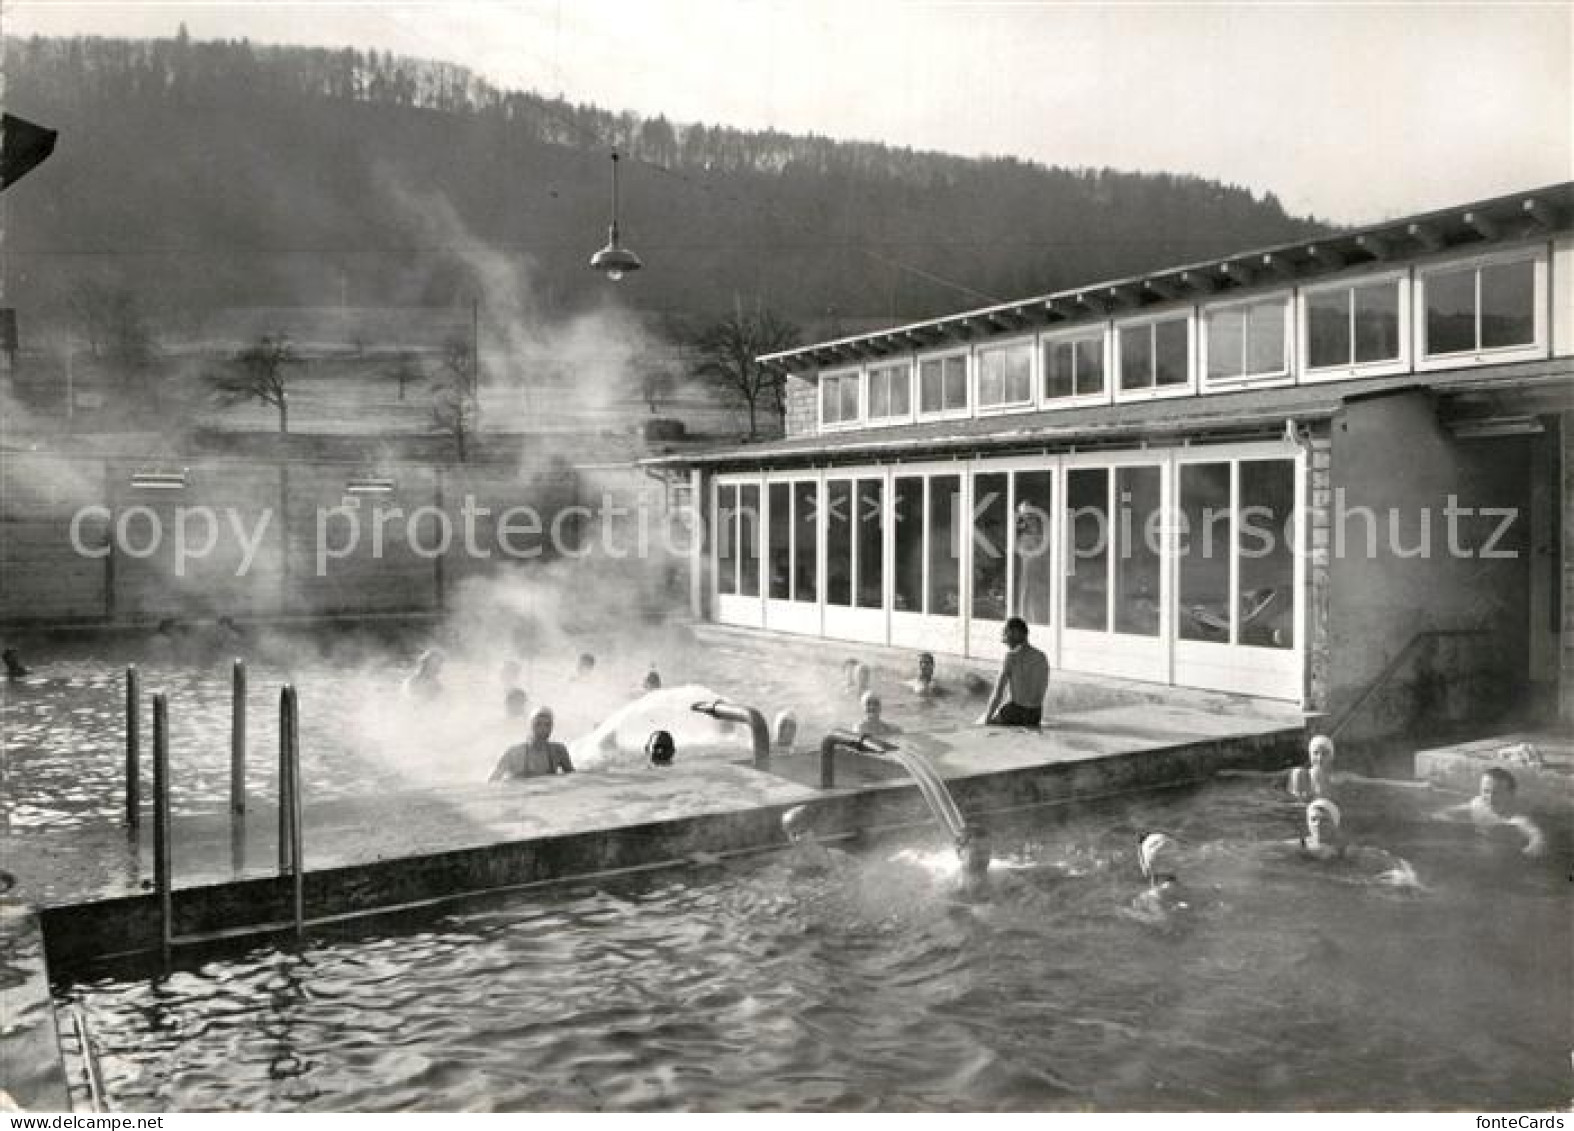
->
4;31;1328;335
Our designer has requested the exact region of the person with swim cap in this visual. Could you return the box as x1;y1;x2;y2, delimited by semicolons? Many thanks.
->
1300;799;1345;861
1131;831;1189;918
1289;735;1338;802
781;805;836;875
490;705;576;781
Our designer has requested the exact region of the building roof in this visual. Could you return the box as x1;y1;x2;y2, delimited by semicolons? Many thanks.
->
642;359;1572;469
757;182;1574;372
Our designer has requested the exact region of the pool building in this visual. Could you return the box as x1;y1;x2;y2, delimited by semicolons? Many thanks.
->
648;182;1574;740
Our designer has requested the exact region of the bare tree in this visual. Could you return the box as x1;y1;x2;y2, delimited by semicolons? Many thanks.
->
639;365;678;415
206;334;299;432
68;278;155;384
431;336;480;461
692;303;800;439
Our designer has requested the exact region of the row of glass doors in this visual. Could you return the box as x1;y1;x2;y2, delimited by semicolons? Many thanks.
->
713;442;1304;700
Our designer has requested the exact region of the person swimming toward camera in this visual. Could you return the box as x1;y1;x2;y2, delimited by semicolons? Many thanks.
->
1434;767;1546;858
490;705;575;781
857;692;902;737
908;652;946;699
1131;831;1189;918
781;805;838;875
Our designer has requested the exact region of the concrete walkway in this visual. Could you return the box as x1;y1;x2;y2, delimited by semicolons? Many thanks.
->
5;699;1301;911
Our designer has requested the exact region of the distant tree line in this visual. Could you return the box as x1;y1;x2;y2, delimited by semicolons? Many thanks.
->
2;31;1330;339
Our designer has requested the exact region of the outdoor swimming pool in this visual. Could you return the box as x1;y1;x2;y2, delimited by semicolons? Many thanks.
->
0;625;1147;834
51;778;1572;1112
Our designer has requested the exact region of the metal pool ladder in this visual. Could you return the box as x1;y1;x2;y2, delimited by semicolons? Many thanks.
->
70;1006;109;1113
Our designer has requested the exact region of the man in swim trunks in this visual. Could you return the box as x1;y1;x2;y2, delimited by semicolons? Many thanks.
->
977;617;1049;727
1436;767;1546;857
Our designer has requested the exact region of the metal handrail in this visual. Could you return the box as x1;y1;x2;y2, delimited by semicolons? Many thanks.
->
1326;627;1495;740
70;1007;108;1113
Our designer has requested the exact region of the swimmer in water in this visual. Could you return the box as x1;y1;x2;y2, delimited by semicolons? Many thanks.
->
1300;798;1345;861
954;824;995;900
857;692;902;737
1435;768;1546;858
908;652;945;699
2;648;30;680
773;709;798;754
1288;734;1338;802
781;805;836;875
575;652;596;680
643;663;662;691
504;687;529;719
646;729;676;768
403;647;445;700
490;705;575;781
1131;831;1189;917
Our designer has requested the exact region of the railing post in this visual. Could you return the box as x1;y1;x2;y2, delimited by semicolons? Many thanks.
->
124;665;140;830
285;685;304;943
277;687;293;873
151;692;172;968
230;659;246;815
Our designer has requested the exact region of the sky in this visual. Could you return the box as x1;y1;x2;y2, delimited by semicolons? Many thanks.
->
5;0;1570;224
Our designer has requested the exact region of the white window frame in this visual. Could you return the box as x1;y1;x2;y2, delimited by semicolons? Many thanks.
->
1415;244;1549;371
817;367;863;431
1113;309;1196;403
915;349;972;421
864;358;915;427
1039;323;1112;409
973;335;1037;415
1200;290;1294;391
1297;267;1411;382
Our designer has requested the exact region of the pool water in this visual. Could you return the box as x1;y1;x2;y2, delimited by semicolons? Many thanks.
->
0;627;1145;833
52;778;1572;1112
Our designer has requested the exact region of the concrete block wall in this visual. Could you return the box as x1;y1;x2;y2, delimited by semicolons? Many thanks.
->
1562;411;1574;725
783;372;817;437
1305;431;1333;713
0;453;580;626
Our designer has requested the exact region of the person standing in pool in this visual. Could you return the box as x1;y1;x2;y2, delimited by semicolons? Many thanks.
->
781;805;838;875
1299;799;1345;860
1131;832;1189;919
908;652;946;699
2;648;30;680
490;706;575;780
977;617;1049;727
1435;767;1546;858
857;692;902;737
